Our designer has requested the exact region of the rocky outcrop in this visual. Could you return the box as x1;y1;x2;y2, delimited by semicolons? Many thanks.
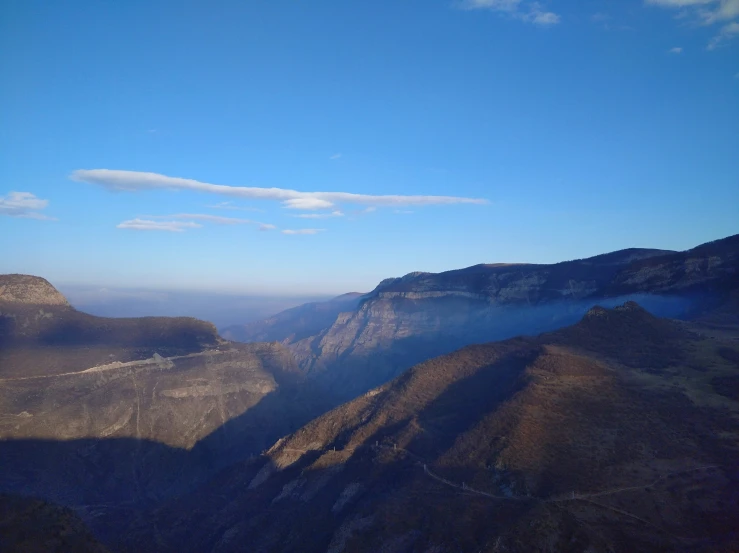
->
0;274;71;307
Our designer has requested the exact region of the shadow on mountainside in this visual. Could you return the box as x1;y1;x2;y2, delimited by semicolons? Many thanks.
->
0;376;342;545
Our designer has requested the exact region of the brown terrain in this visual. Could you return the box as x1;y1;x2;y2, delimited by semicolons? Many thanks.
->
0;234;737;552
122;299;739;553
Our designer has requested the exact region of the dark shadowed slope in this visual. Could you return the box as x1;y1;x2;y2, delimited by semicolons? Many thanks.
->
0;494;109;553
127;300;739;553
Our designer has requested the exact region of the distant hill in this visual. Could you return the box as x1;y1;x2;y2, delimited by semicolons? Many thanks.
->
221;292;365;343
125;299;739;552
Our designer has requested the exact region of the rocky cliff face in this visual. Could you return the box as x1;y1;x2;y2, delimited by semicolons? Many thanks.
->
279;236;738;398
0;344;289;448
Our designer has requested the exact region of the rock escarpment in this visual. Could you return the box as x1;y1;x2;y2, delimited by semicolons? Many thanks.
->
273;236;738;397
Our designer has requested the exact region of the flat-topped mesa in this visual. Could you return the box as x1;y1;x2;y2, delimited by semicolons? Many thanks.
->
0;273;221;351
0;274;71;307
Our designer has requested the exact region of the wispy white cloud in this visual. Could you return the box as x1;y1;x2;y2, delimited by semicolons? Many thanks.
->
282;198;336;210
281;228;325;235
708;20;739;48
294;210;345;219
143;213;277;230
669;46;684;52
330;153;342;160
646;0;739;48
148;213;255;225
394;209;415;214
460;0;561;25
0;191;56;220
206;201;263;212
117;219;202;232
71;169;488;211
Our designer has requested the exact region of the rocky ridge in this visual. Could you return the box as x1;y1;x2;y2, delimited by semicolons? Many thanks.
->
253;235;739;398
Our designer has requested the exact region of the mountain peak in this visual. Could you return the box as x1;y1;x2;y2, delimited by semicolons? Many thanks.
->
584;300;647;319
0;274;70;307
561;301;687;368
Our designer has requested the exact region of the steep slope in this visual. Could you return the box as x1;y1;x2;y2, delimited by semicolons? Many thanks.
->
0;494;109;553
228;235;736;400
129;301;739;553
0;275;329;527
221;292;364;344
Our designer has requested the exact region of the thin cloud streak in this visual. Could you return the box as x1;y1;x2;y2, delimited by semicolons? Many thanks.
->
281;228;325;235
460;0;561;25
206;201;263;212
146;213;265;225
294;211;345;219
143;213;277;230
71;169;488;211
117;219;202;232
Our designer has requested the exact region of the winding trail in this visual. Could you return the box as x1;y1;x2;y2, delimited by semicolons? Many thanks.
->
422;464;530;502
276;441;719;507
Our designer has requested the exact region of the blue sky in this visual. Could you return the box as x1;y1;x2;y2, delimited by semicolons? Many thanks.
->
1;0;738;294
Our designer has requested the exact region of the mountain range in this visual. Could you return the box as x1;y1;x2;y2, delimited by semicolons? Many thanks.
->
226;236;738;400
0;234;737;552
